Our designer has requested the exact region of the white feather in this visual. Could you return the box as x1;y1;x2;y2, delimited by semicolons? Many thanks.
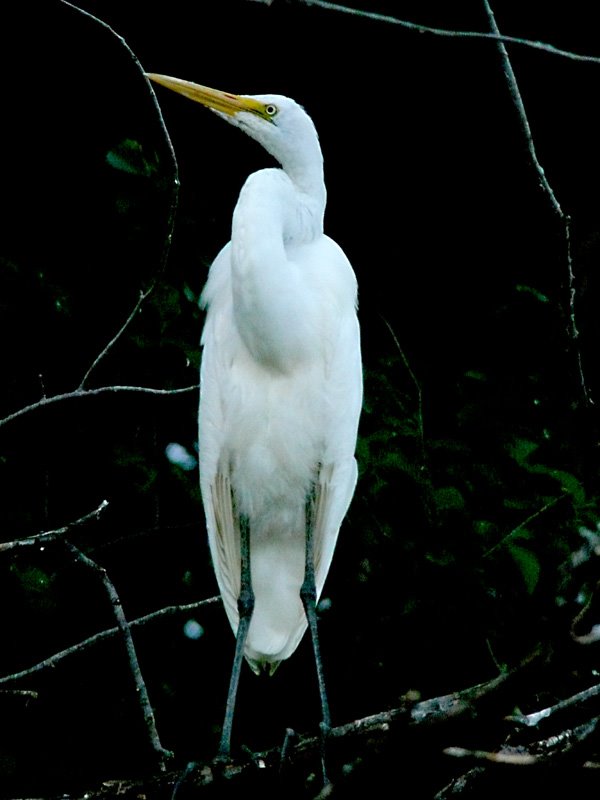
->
197;94;362;672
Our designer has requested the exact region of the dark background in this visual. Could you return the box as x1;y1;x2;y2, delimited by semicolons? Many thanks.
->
1;1;600;796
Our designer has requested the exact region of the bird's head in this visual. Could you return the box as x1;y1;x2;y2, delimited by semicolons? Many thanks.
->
146;74;323;184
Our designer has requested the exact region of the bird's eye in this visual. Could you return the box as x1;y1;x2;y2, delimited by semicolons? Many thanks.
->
264;104;278;117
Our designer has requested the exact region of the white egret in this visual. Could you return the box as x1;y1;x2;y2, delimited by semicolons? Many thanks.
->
147;73;363;758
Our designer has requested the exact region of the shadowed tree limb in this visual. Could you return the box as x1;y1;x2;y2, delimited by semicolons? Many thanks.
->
56;645;600;798
0;2;186;432
78;286;156;390
0;689;38;700
0;597;219;687
63;540;172;772
0;385;198;430
295;0;600;65
0;499;110;552
481;0;590;408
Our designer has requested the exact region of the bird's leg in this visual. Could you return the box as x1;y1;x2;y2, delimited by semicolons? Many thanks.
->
300;492;331;783
217;514;254;760
279;727;296;775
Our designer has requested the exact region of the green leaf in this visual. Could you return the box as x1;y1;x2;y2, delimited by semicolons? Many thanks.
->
546;469;585;505
106;139;158;177
473;519;495;537
434;486;465;512
508;544;541;594
508;438;539;466
515;284;550;303
10;564;52;595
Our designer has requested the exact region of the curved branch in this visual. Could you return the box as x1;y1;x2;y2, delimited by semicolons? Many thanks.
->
481;1;563;218
63;541;172;771
480;0;590;408
297;0;600;65
0;500;109;553
0;689;39;700
78;287;154;390
0;384;198;430
0;3;185;431
0;597;219;687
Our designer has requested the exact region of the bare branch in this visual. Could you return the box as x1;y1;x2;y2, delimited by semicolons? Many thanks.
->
482;1;562;217
61;0;179;289
0;384;198;430
444;746;537;765
63;541;172;771
481;0;590;408
380;316;437;525
483;493;567;557
524;717;600;761
0;3;184;431
382;317;425;459
123;658;541;794
78;286;154;390
507;682;600;730
0;500;109;553
295;0;600;65
0;597;219;687
61;1;179;190
0;689;39;700
449;719;598;763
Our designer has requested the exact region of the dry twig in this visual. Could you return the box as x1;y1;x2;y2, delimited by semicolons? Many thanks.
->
0;2;186;433
0;597;219;687
482;0;589;406
64;540;172;771
0;499;110;552
295;0;600;65
0;385;198;430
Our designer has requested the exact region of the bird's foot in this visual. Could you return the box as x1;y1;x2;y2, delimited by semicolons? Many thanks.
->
279;726;296;773
319;720;332;789
170;760;198;800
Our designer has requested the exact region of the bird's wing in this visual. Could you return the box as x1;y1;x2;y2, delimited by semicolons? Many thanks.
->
209;469;241;630
309;235;362;595
199;242;243;634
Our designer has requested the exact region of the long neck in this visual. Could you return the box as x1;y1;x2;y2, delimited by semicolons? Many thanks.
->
285;168;326;246
229;168;325;371
285;157;326;219
260;120;327;229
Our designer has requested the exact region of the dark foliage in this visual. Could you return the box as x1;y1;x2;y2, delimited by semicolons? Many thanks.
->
1;1;600;797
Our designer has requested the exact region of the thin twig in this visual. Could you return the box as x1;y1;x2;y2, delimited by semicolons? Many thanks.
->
296;0;600;65
382;317;426;463
61;1;179;189
484;493;567;557
63;541;172;771
450;723;596;762
0;2;184;432
481;0;590;407
299;6;593;407
0;597;219;687
444;746;537;765
482;1;562;216
62;1;179;274
78;286;154;390
381;316;435;523
159;658;537;791
507;682;600;729
0;384;198;430
0;500;109;553
564;224;591;406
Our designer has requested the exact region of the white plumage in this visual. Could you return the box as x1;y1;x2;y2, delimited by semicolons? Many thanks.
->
147;75;362;678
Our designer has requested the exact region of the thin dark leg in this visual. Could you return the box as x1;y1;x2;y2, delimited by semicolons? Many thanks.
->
300;498;331;782
279;727;296;774
217;515;254;759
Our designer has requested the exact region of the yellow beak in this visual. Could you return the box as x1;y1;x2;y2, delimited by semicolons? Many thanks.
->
146;73;269;119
